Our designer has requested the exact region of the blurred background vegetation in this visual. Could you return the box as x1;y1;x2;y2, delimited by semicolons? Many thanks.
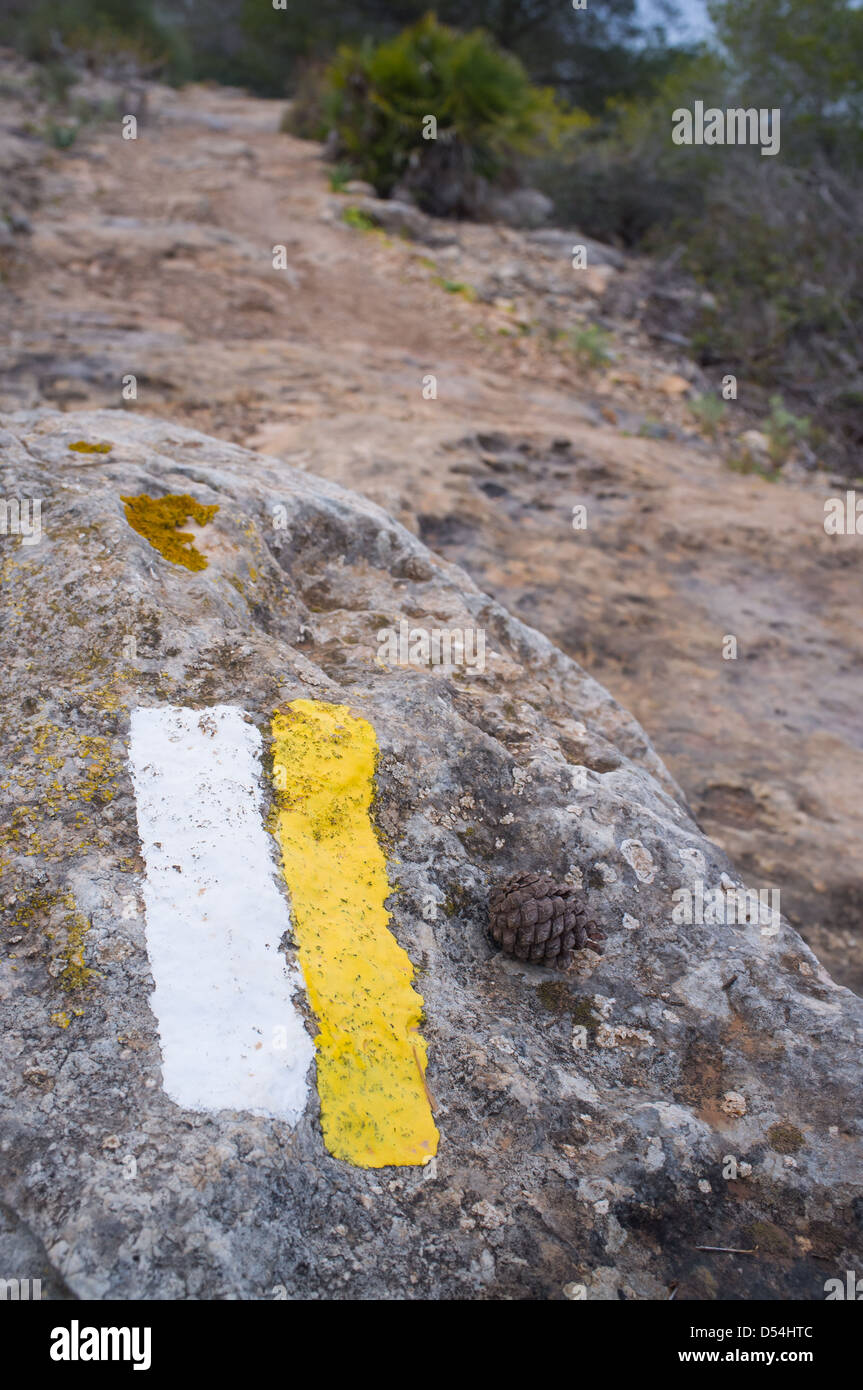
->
1;0;860;469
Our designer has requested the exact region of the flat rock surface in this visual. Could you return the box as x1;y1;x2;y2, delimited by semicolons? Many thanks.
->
0;407;860;1300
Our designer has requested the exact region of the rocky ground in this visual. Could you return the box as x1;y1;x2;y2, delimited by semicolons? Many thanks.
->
1;406;860;1301
0;68;860;981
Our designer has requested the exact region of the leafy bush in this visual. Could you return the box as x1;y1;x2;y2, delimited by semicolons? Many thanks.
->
341;205;377;232
328;163;354;192
762;395;811;466
291;14;578;215
432;277;477;301
530;50;726;247
680;160;861;457
689;393;727;439
30;61;78;105
46;121;79;150
727;450;782;482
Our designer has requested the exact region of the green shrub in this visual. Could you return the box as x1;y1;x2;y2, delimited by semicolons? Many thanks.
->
763;394;811;465
532;6;862;474
341;205;377;232
304;14;578;215
568;323;614;369
31;61;78;105
689;393;727;438
531;51;724;246
432;277;477;300
681;161;861;417
46;121;79;149
727;451;782;482
328;163;354;192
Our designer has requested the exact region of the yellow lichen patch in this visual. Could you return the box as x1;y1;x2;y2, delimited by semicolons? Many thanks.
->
51;1011;71;1029
6;888;96;997
271;699;438;1168
58;895;94;992
120;493;219;571
68;440;112;454
0;721;123;872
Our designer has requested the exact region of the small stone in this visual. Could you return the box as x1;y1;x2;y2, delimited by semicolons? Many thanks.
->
738;429;771;461
657;373;691;397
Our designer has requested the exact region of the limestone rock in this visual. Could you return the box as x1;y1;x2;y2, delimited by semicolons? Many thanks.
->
337;195;458;247
479;187;554;229
0;408;860;1301
342;180;377;198
737;429;773;465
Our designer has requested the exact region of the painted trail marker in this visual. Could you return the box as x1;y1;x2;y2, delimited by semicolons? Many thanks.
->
129;705;314;1122
271;699;439;1168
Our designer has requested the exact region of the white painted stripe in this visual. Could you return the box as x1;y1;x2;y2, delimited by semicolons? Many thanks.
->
128;705;313;1121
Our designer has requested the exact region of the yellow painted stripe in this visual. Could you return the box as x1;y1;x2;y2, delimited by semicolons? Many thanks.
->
271;699;439;1168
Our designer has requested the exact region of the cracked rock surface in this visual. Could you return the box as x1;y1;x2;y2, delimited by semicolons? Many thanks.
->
0;408;860;1300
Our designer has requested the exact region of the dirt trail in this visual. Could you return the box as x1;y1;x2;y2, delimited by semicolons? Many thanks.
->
2;77;861;988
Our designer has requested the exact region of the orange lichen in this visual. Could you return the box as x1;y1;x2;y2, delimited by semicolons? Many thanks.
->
120;493;219;571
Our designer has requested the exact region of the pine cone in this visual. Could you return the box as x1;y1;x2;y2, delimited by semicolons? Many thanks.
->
488;871;604;969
